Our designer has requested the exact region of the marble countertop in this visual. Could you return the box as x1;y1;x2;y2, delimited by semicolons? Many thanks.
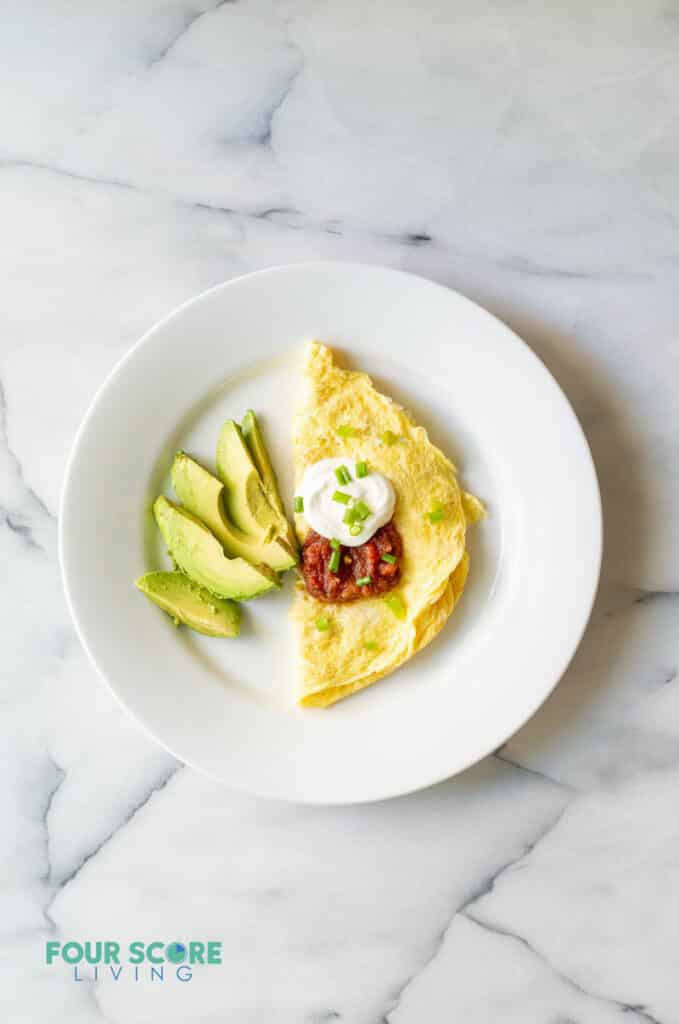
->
4;2;679;1021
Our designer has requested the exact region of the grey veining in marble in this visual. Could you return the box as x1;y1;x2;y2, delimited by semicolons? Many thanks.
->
2;1;679;1021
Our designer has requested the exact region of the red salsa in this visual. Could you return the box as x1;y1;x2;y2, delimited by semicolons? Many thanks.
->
301;520;402;602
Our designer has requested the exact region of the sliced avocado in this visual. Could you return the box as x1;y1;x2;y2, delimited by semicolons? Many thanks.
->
153;496;278;600
135;571;240;637
216;420;280;539
241;410;298;553
171;452;296;572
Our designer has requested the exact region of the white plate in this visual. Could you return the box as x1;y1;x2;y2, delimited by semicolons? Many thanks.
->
60;262;601;804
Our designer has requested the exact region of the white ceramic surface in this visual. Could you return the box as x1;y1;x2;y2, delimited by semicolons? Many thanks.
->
5;2;679;1020
60;262;601;803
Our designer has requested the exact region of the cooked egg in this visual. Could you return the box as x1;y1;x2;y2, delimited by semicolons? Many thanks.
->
292;342;484;708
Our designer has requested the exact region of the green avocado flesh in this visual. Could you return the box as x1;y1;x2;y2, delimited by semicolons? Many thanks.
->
216;420;282;539
241;409;298;553
153;496;278;600
171;452;296;572
135;571;240;637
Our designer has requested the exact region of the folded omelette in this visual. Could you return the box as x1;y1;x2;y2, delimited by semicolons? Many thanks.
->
292;342;483;707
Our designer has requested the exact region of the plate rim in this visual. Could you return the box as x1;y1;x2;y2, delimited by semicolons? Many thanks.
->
59;260;603;804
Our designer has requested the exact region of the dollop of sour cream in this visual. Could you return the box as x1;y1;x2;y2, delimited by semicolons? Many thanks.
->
297;458;395;548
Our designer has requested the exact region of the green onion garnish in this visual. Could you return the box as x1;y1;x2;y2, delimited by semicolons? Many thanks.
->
330;537;341;550
384;593;406;619
356;461;368;478
294;496;304;513
316;616;330;632
328;549;341;573
363;639;378;652
353;500;372;521
380;430;399;446
356;576;372;587
349;523;363;536
333;490;351;505
428;503;446;523
334;465;352;485
381;553;397;565
343;507;359;525
337;425;356;438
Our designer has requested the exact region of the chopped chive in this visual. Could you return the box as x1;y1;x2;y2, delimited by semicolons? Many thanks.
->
380;429;399;446
353;499;372;521
315;616;330;632
381;553;397;565
384;593;406;619
330;537;341;550
356;576;372;587
294;496;304;513
333;490;351;505
349;523;363;536
363;639;378;652
337;425;356;438
334;465;352;485
428;502;446;523
343;506;359;525
328;549;341;573
355;460;368;478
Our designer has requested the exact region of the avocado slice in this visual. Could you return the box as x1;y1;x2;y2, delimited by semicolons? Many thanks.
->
135;571;240;637
216;420;280;539
153;496;278;600
171;452;296;572
241;410;298;553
